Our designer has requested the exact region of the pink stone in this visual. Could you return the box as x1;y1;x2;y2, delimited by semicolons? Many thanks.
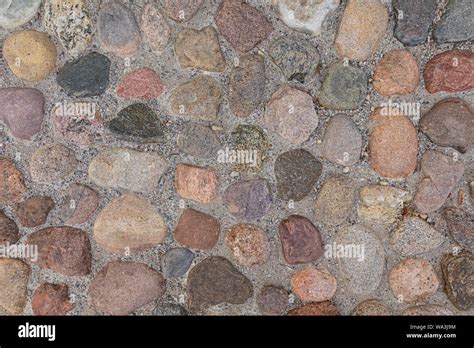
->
116;67;165;99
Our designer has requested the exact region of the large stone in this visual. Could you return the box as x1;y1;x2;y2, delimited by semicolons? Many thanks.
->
419;98;474;154
368;107;418;178
0;88;45;140
413;150;464;213
441;253;473;310
32;283;74;316
187;257;253;311
59;184;100;225
225;223;269;266
0;259;30;314
434;0;474;43
423;50;474;93
3;30;57;81
174;164;218;203
97;1;141;57
393;0;437;46
89;261;166;315
162;0;204;22
26;226;92;276
0;0;41;28
108;103;164;138
214;0;272;52
443;208;474;253
0;211;19;245
264;85;319;144
173;208;220;249
29;144;78;184
175;26;225;72
279;215;323;264
223;179;272;220
88;148;168;193
93;193;167;253
177;123;221;159
335;0;388;61
140;2;171;54
116;67;165;100
16;196;55;228
291;267;337;302
0;157;26;204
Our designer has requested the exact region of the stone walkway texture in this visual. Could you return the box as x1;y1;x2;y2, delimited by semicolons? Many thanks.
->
0;0;473;316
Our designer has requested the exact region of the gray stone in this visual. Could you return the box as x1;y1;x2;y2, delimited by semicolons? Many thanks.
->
153;303;188;316
434;0;474;43
223;179;272;220
393;0;437;46
108;103;164;138
0;0;41;28
444;208;474;253
177;123;221;159
162;248;194;278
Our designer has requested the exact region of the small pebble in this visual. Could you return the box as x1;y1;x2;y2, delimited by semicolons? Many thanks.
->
162;248;194;278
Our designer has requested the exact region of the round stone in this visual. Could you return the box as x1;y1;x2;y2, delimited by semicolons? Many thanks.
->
0;157;26;204
318;62;368;110
291;267;337;302
0;87;45;140
153;303;188;316
89;261;166;315
279;215;323;265
402;304;453;316
225;224;269;266
389;258;439;303
108;103;164;138
434;0;474;43
393;0;437;46
162;0;204;22
29;144;77;184
372;49;419;96
93;193;167;253
351;299;390;316
288;301;339;316
174;164;218;203
3;30;56;81
173;208;220;250
0;258;30;314
140;2;171;54
16;196;55;228
257;286;288;315
32;283;74;316
0;211;19;245
0;0;41;28
223;179;272;220
97;1;141;57
443;208;474;253
177;123;221;159
161;248;194;278
116;67;165;100
274;149;322;202
264;85;319;144
229;124;269;173
26;226;92;276
186;256;253;311
321;114;361;166
59;184;100;225
441;252;473;310
57;52;111;97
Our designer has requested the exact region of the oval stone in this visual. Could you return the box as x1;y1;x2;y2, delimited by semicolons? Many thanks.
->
0;258;30;314
441;253;473;310
173;208;220;250
29;144;78;184
0;211;19;245
223;179;272;220
0;157;26;204
291;267;337;302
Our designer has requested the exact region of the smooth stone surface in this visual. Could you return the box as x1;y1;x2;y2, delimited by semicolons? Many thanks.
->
93;193;167;253
161;248;194;278
108;103;164;138
88;148;168;193
186;256;253;311
419;98;474;154
288;301;339;316
223;179;272;220
390;216;445;256
434;0;474;43
32;283;73;316
16;196;55;228
0;88;45;140
26;226;92;276
3;30;56;81
229;124;269;173
393;0;437;46
274;0;339;35
257;286;288;315
0;157;26;204
140;2;171;54
175;26;225;72
43;0;93;57
177;123;221;159
413;150;464;213
0;211;19;245
279;215;323;264
314;176;356;226
335;0;388;61
29;144;78;184
0;0;41;28
351;299;390;315
372;49;419;96
57;52;111;97
389;258;439;303
444;208;474;253
423;50;474;93
335;225;385;295
174;164;218;203
169;75;223;121
441;253;473;310
228;53;265;117
368;107;418;178
291;267;337;302
174;208;220;250
0;259;30;314
97;1;141;57
274;148;322;201
269;37;320;83
214;0;272;52
318;62;368;110
402;305;453;316
89;261;166;315
116;67;165;99
264;85;319;144
321;114;362;166
162;0;204;22
59;184;100;225
225;224;269;266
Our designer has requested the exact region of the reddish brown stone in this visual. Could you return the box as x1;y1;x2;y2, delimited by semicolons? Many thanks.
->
257;286;288;315
174;164;218;203
424;50;474;93
288;301;340;316
291;267;337;302
32;283;74;316
116;67;165;99
0;211;19;245
26;226;92;276
225;224;269;266
60;184;100;225
174;208;220;249
16;196;55;227
279;215;323;264
0;157;26;204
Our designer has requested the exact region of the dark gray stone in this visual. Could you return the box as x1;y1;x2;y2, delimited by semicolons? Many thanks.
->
161;248;194;278
177;123;221;159
108;103;164;138
153;302;188;316
393;0;437;46
434;0;474;43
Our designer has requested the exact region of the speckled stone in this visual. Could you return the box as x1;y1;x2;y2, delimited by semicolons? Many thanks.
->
0;157;26;204
434;0;474;43
291;267;337;302
108;103;164;138
162;0;204;22
442;252;473;310
229;124;269;173
161;248;194;278
351;299;390;315
288;301;339;316
223;179;272;220
443;208;474;253
393;0;437;46
29;144;78;184
257;286;288;315
16;196;55;228
89;261;166;315
59;184;100;225
174;164;218;204
116;67;165;100
402;305;453;316
32;283;74;316
177;123;221;159
0;0;42;28
174;208;220;250
153;303;188;316
275;148;322;202
140;2;171;54
225;224;269;266
187;256;253;311
0;258;30;314
0;211;19;245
